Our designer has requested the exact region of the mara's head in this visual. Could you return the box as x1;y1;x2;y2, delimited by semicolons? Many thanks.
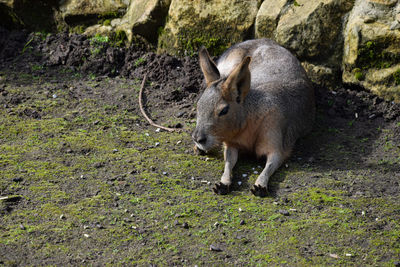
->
192;47;252;152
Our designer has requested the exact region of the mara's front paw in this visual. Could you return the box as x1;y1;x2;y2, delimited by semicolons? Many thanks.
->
251;185;268;197
212;182;230;195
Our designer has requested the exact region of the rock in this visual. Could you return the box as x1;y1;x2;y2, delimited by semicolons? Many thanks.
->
158;0;262;56
239;219;245;225
116;0;171;43
301;62;338;89
275;0;354;61
342;0;400;101
279;210;290;216
209;244;222;252
255;0;288;39
84;25;113;37
59;0;128;20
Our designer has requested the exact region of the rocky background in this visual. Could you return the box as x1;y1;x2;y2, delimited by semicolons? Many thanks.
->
1;0;399;101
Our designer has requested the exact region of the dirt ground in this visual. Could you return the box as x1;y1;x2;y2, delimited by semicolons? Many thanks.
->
0;28;399;266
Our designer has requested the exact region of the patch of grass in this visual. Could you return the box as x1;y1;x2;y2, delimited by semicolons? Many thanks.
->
134;57;146;67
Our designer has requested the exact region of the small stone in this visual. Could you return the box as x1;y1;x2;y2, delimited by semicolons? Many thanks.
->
237;181;242;186
345;253;353;257
201;180;209;184
361;211;366;216
182;222;189;229
210;245;222;252
239;219;245;225
96;223;104;229
60;214;65;220
214;222;219;227
113;149;119;153
145;133;150;136
162;171;168;176
52;94;57;99
155;142;160;147
329;253;339;259
19;224;26;230
93;120;100;125
84;234;90;238
253;171;259;174
176;111;185;118
279;210;290;216
93;162;103;168
289;208;297;212
285;164;289;168
238;208;243;212
176;140;182;145
155;128;161;132
242;174;247;178
12;177;23;183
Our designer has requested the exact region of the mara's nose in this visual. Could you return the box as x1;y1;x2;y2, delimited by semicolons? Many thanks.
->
192;129;207;144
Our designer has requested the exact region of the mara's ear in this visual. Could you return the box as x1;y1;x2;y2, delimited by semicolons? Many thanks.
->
199;46;220;86
222;56;251;103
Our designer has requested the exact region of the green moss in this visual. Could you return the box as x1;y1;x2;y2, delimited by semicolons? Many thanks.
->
1;68;400;265
356;40;400;70
353;68;364;81
103;19;111;26
110;30;127;47
393;69;400;85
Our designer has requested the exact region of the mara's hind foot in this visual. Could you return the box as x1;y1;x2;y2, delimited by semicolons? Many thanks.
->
251;184;268;197
213;182;230;195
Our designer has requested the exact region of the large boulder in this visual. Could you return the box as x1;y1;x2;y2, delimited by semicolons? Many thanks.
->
274;0;354;62
343;0;400;101
116;0;171;43
158;0;262;56
255;0;354;88
255;0;287;39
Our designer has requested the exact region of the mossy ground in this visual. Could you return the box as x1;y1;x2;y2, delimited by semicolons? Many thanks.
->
0;63;399;266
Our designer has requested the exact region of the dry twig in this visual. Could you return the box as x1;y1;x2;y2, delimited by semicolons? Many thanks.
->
138;73;177;132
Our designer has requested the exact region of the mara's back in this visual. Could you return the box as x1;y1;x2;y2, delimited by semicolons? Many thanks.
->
217;39;309;86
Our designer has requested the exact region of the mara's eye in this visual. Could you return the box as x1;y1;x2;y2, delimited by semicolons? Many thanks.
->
218;105;229;117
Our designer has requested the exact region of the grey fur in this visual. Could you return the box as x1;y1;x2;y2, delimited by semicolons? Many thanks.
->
193;39;315;196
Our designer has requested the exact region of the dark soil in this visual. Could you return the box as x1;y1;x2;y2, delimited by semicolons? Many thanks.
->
0;27;399;265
